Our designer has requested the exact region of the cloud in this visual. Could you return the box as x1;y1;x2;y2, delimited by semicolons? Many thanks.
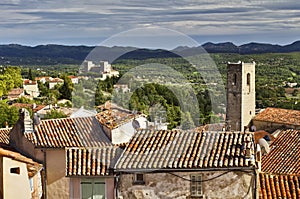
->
0;0;299;45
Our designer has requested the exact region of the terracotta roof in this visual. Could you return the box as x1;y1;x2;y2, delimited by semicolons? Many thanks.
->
259;172;300;199
96;106;139;130
0;128;11;145
0;147;42;178
23;79;37;85
25;117;112;148
8;88;24;97
254;107;300;126
12;103;46;112
262;129;300;175
115;130;256;171
66;146;122;176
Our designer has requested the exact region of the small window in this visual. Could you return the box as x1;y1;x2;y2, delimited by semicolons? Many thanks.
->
134;173;145;185
191;174;203;197
10;167;20;174
247;73;251;85
247;73;251;92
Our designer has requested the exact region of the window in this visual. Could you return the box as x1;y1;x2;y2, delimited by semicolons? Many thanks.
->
190;174;203;197
133;173;145;185
10;167;20;174
247;73;250;85
81;179;105;199
247;73;251;92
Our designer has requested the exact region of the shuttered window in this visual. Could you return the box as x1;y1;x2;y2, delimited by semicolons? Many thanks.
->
190;174;203;197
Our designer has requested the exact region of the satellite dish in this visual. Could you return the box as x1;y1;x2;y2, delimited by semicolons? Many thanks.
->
258;138;270;154
132;119;140;130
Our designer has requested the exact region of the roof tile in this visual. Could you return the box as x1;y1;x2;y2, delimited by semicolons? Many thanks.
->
0;128;11;145
66;146;122;176
259;173;300;199
262;129;300;175
25;117;112;148
254;107;300;126
115;130;255;170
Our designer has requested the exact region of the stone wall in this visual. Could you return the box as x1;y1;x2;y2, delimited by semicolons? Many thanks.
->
46;149;70;199
118;170;254;199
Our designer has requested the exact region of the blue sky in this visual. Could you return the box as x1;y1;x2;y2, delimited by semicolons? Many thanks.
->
1;0;300;47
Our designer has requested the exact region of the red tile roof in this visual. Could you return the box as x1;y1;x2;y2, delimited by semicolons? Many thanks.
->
25;117;112;148
7;88;24;98
254;107;300;126
115;130;256;171
259;172;300;199
96;106;140;130
23;79;37;85
262;129;300;175
12;103;46;112
66;146;122;176
0;128;11;145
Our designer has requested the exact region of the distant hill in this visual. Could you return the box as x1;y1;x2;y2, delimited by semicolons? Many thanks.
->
1;41;300;65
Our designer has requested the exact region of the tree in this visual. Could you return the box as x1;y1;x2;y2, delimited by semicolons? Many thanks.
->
0;102;19;127
181;112;195;130
0;66;23;97
59;76;74;100
28;68;35;80
95;83;107;106
43;109;67;119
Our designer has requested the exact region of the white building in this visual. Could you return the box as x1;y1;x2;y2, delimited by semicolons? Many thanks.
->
23;79;39;98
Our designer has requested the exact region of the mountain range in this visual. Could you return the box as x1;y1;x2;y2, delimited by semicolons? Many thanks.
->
1;41;300;65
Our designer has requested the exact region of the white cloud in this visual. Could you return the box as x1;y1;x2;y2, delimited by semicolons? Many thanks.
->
0;0;299;45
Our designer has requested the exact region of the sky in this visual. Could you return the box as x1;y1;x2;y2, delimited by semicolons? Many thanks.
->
1;0;300;48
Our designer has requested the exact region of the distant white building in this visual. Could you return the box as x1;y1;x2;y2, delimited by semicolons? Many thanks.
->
82;60;119;80
23;79;39;97
35;76;64;89
68;76;79;84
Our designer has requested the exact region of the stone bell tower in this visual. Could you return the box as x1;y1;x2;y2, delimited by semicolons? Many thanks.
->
226;61;255;131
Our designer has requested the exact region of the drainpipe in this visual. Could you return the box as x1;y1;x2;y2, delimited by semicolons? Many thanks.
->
43;149;47;199
115;174;120;199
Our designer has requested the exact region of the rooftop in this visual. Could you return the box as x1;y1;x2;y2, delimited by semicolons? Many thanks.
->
96;103;142;130
115;130;256;171
259;172;300;199
23;79;37;85
0;147;42;178
24;116;112;148
12;103;46;112
254;107;300;126
66;146;122;176
7;88;24;96
0;128;11;145
262;129;300;175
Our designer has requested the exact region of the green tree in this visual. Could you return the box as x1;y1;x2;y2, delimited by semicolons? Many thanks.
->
59;76;74;100
43;109;67;119
0;102;19;127
28;68;35;80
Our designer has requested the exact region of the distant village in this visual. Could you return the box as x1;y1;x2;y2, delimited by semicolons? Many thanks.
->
0;61;299;199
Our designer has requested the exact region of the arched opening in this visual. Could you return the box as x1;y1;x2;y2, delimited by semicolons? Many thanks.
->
247;73;250;92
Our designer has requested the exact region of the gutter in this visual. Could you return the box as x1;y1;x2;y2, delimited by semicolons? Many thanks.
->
42;149;47;199
115;166;256;173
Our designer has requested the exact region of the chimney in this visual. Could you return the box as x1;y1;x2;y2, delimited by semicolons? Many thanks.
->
19;108;33;133
4;121;9;128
